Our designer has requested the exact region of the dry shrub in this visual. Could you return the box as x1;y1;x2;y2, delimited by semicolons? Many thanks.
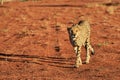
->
106;6;115;14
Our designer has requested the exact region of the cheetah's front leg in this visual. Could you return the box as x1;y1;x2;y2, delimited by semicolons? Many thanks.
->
85;40;91;64
74;46;82;68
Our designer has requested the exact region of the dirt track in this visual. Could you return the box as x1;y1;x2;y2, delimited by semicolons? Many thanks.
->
0;0;120;80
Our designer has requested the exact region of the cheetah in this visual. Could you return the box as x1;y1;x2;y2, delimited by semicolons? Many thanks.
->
67;20;95;68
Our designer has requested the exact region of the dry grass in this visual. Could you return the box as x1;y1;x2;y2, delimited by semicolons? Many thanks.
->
0;0;15;5
85;3;101;8
106;6;115;14
0;0;30;5
97;41;109;47
86;2;120;15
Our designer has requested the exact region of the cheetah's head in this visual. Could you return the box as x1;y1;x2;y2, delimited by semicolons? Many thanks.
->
67;24;80;41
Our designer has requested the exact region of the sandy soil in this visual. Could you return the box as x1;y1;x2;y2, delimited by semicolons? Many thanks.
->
0;0;120;80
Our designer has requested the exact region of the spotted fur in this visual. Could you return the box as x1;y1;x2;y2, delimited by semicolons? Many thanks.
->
67;20;95;68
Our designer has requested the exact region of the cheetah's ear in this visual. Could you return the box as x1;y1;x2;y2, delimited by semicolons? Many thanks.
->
67;27;71;31
78;20;84;25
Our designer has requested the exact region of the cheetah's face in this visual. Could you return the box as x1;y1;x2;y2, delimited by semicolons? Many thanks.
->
67;25;80;41
71;26;80;36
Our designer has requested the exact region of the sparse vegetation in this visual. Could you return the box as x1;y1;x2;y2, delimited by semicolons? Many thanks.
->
106;6;115;14
0;0;14;5
97;41;109;47
102;2;120;14
86;3;100;8
15;27;34;38
0;28;9;33
15;30;29;38
85;2;120;14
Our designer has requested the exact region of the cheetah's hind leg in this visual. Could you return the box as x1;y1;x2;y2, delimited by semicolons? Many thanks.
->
89;45;95;55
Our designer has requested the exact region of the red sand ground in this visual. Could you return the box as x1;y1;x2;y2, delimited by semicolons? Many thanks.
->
0;0;120;80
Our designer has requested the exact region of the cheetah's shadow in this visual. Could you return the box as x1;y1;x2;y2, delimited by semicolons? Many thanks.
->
0;52;75;68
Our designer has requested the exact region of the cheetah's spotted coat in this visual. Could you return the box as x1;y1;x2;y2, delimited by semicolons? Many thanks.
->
67;20;95;68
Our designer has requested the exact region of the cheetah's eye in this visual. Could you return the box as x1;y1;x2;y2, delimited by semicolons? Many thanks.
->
76;30;78;32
